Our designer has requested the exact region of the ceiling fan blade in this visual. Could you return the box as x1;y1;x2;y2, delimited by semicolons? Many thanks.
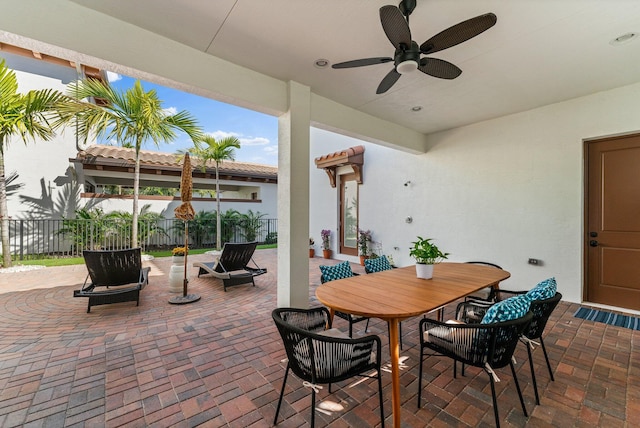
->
332;57;393;69
418;58;462;79
376;69;402;94
420;13;497;54
380;5;412;49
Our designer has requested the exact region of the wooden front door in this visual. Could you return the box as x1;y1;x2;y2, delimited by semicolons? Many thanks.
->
585;134;640;310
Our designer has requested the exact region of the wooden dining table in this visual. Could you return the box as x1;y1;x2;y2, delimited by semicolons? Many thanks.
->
315;262;510;428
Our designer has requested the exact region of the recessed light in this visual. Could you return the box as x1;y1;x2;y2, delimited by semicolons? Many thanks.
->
411;106;423;112
610;32;638;46
314;59;330;68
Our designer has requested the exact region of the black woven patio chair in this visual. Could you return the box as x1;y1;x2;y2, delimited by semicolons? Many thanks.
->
272;307;384;427
418;309;533;428
74;248;150;313
460;290;563;405
319;265;370;337
464;261;504;303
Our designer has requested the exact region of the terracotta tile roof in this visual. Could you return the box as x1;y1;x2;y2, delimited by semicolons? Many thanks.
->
314;145;365;188
74;145;277;179
314;145;365;167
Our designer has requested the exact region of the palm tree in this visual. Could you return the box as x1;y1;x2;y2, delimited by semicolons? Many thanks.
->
189;135;241;249
0;59;68;267
60;78;202;247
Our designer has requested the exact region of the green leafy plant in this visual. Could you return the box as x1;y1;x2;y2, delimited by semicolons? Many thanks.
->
409;236;449;264
321;229;331;250
358;229;372;256
239;210;267;242
106;206;167;247
265;232;278;245
170;210;216;247
58;208;110;251
219;209;241;244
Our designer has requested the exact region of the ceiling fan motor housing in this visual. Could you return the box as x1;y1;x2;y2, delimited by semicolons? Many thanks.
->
395;41;420;73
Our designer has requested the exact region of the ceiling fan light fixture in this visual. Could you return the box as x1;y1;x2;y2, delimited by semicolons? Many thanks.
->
396;59;418;74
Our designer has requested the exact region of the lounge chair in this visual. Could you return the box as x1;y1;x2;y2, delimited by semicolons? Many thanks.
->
73;248;150;313
193;242;267;291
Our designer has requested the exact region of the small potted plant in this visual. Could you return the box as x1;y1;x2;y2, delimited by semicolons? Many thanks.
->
358;229;372;265
172;246;187;260
321;229;332;259
409;236;449;279
309;237;315;258
170;247;188;292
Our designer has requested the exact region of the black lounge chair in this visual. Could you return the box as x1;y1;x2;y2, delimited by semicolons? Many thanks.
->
74;248;150;313
193;242;267;291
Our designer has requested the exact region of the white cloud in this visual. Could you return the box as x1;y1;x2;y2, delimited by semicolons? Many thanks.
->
207;130;238;140
106;71;122;82
263;146;278;154
163;106;178;116
207;130;270;146
240;136;270;146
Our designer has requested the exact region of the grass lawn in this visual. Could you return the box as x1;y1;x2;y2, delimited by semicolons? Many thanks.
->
10;244;278;268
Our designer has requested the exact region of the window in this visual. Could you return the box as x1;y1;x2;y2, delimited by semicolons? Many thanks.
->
340;174;358;256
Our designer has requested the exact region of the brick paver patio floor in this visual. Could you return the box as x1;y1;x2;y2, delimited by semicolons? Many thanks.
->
0;249;637;427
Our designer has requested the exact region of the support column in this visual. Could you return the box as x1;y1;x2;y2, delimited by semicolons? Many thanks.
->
277;81;311;308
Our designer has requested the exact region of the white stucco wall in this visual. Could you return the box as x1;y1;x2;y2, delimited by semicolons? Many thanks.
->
310;81;640;305
83;181;278;220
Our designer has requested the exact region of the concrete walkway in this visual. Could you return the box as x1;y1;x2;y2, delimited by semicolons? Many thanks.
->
0;250;636;427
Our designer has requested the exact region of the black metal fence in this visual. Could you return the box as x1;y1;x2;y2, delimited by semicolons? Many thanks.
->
5;218;278;260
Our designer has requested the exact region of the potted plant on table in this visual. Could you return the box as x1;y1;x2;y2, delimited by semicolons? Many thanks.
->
321;229;332;259
409;236;449;279
358;229;372;265
309;238;315;258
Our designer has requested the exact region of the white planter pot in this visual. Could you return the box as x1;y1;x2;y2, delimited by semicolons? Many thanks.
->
416;263;434;279
169;256;187;293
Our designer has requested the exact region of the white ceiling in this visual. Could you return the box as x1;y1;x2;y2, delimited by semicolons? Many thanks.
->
71;0;640;135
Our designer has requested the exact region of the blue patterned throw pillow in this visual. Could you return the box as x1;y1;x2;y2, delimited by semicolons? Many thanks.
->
319;261;354;283
526;277;557;302
364;256;392;273
481;295;531;324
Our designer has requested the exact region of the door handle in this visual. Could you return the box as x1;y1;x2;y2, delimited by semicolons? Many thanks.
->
589;240;599;247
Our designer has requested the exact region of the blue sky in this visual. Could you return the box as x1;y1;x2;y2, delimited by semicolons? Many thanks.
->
106;72;278;166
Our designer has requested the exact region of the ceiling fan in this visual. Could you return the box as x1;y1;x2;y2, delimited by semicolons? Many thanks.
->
332;0;497;94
